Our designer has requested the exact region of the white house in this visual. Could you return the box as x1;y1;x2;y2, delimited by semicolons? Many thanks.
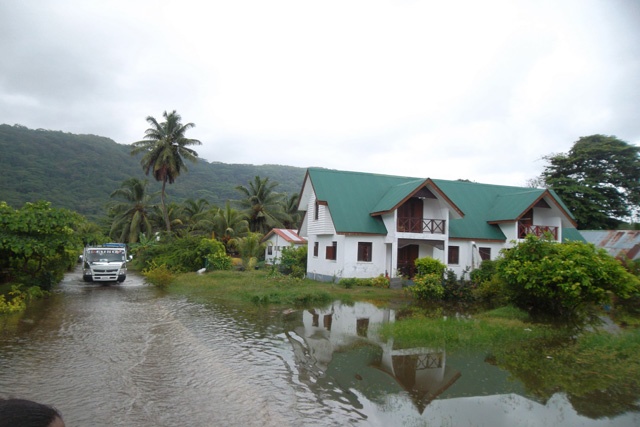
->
262;228;307;265
297;168;583;282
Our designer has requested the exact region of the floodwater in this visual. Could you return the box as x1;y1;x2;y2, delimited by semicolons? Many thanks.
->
0;267;638;427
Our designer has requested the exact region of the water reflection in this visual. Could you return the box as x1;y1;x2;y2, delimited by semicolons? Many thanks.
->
2;270;639;427
284;301;640;426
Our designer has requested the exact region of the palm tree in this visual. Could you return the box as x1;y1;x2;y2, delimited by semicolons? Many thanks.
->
131;110;201;233
181;198;213;236
235;176;287;233
149;203;184;237
282;193;302;229
212;201;249;253
109;178;156;243
232;232;264;270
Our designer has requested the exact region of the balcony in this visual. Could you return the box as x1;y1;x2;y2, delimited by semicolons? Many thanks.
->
518;223;558;240
397;217;446;234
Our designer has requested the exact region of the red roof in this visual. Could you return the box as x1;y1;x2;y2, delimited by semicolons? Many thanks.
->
262;228;306;244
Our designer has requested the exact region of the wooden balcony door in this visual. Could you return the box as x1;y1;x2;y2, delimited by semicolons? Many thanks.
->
398;198;423;233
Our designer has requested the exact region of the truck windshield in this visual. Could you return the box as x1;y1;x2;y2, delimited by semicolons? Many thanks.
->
86;251;125;262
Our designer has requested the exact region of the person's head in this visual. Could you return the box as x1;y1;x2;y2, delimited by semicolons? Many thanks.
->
0;398;64;427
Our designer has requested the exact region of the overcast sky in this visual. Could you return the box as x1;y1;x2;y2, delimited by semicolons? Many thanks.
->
1;0;639;186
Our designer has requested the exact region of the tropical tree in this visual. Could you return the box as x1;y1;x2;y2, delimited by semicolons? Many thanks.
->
149;203;183;237
496;235;640;319
232;232;264;270
212;201;249;252
235;176;288;233
0;201;83;289
130;110;201;232
539;135;640;229
282;193;302;229
109;177;156;243
180;198;213;236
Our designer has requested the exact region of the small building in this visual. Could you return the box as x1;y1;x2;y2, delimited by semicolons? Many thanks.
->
581;230;640;260
262;228;307;265
297;167;583;282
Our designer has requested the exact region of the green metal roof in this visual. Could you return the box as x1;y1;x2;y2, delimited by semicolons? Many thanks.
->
309;168;417;234
307;168;580;240
371;179;427;214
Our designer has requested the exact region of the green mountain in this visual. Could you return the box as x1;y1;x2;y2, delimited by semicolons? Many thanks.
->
0;124;307;221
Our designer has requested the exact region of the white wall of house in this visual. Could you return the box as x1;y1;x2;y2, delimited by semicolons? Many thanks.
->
441;240;506;279
341;236;388;278
307;192;335;236
307;234;343;281
263;235;305;265
534;206;563;240
499;222;518;242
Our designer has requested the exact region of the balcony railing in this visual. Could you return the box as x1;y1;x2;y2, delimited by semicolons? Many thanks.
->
397;217;446;234
518;223;558;240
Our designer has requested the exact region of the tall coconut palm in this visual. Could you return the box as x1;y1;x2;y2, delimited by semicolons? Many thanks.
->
235;176;287;233
131;110;201;232
109;177;156;243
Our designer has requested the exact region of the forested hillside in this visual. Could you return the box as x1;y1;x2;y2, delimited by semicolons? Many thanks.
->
0;124;306;221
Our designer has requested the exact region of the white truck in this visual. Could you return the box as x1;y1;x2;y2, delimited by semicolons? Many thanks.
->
82;243;129;283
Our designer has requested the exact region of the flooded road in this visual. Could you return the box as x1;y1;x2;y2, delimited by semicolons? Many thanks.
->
1;267;639;426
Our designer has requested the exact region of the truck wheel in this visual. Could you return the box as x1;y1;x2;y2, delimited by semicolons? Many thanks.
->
117;276;126;283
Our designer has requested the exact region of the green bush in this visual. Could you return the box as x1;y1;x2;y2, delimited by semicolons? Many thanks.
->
371;274;390;288
407;273;444;300
496;235;640;318
415;257;447;277
469;260;497;284
137;236;227;273
142;262;175;289
279;245;307;278
206;252;233;271
442;269;476;302
473;275;510;307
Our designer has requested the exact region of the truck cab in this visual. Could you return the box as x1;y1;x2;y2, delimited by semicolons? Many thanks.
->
82;243;129;283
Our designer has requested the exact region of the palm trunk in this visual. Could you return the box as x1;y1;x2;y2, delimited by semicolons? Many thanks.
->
161;179;171;232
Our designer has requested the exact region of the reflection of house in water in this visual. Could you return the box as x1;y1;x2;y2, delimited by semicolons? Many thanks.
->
286;301;461;413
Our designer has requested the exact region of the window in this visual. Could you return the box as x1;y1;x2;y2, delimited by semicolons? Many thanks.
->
479;247;491;261
448;245;459;264
326;241;337;260
313;242;319;257
314;200;319;220
357;242;372;262
267;246;273;255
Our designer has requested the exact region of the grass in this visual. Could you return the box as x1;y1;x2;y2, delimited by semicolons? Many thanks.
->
164;269;412;307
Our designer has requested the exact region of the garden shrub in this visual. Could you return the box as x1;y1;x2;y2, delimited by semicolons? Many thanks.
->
337;276;389;288
142;262;175;289
469;260;497;285
279;245;307;278
415;257;446;277
408;257;447;301
472;275;510;307
496;235;640;318
371;274;390;288
206;252;233;271
407;273;444;300
442;269;476;302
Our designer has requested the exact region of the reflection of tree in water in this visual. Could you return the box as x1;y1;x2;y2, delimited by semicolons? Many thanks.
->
491;332;640;419
570;389;640;419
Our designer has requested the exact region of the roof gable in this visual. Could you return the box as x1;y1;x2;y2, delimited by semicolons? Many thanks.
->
430;179;576;240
